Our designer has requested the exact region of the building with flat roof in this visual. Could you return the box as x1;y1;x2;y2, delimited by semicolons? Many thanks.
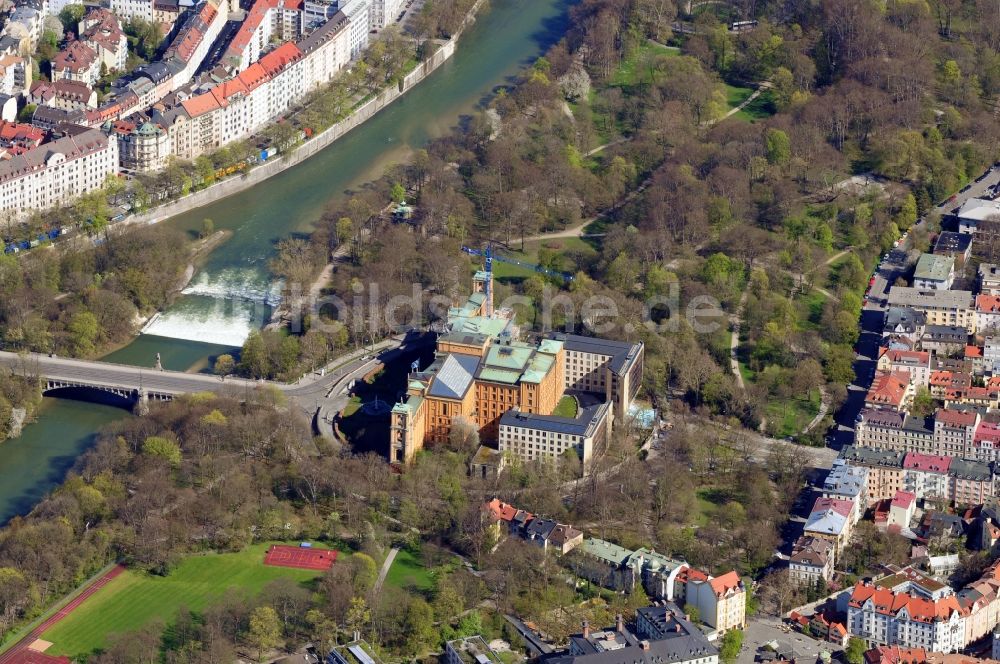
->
957;198;1000;235
328;641;383;664
913;253;955;290
934;231;973;264
445;636;503;664
886;288;975;332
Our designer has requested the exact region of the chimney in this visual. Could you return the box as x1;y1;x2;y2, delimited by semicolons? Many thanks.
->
640;641;650;652
616;613;624;633
582;620;590;639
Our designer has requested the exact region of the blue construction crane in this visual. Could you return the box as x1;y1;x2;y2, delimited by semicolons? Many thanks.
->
461;243;575;283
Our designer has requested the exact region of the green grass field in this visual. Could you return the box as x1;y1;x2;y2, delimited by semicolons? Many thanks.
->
764;389;821;439
609;41;679;88
384;547;435;593
731;89;776;121
553;395;579;418
42;543;325;658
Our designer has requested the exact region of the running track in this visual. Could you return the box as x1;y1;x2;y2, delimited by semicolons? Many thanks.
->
0;565;126;664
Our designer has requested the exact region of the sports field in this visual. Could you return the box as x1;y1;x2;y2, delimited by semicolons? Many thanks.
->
41;544;324;658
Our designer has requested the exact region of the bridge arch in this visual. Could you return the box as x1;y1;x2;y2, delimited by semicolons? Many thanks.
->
42;385;137;410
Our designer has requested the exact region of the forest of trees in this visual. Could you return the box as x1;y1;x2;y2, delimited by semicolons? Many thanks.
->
0;225;189;358
271;0;1000;438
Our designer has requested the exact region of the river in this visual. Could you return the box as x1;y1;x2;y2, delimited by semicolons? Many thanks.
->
104;0;572;371
0;0;571;523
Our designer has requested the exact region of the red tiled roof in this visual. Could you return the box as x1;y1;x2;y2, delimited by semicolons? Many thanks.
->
849;583;963;623
52;40;97;73
977;294;1000;313
224;0;278;60
966;345;984;358
975;421;1000;447
708;570;742;597
891;490;916;509
812;496;854;518
484;498;517;523
902;453;951;473
866;371;911;408
865;645;928;664
936;408;979;427
237;62;270;90
181;90;222;116
881;349;930;365
258;42;302;76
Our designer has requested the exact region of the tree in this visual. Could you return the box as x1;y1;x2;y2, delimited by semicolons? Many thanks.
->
248;605;282;661
911;386;934;417
142;436;182;467
719;629;744;664
390;182;406;204
67;310;99;356
403;597;435;655
201;218;214;238
57;4;85;32
240;330;270;378
765;129;791;166
350;552;378;596
214;353;236;378
846;637;866;664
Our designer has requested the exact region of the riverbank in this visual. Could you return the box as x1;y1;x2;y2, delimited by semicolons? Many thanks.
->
121;1;486;231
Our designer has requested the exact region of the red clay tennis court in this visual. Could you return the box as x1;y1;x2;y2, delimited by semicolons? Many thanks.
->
263;545;338;571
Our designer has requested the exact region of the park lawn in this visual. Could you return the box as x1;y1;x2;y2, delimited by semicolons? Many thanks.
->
724;83;754;110
764;389;821;439
385;547;435;594
553;395;578;418
731;89;777;121
42;543;325;659
795;290;828;332
609;41;679;88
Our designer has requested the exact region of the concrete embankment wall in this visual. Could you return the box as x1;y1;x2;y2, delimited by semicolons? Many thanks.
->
127;1;484;228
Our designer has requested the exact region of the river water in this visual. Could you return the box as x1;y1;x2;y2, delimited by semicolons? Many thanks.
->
0;0;571;522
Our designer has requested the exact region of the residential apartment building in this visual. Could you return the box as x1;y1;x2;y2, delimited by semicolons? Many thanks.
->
884;307;927;347
223;0;303;72
0;125;118;216
805;497;857;553
934;232;973;265
109;0;155;22
28;79;97;110
79;8;129;73
856;409;935;455
982;264;1000;296
369;0;403;28
51;40;100;84
849;564;1000;654
838;445;996;507
684;570;747;633
789;536;834;588
934;409;980;458
957;198;1000;235
980;296;1000;336
878;350;932;389
886;288;976;333
913;253;955;290
866;371;915;412
110;119;172;172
